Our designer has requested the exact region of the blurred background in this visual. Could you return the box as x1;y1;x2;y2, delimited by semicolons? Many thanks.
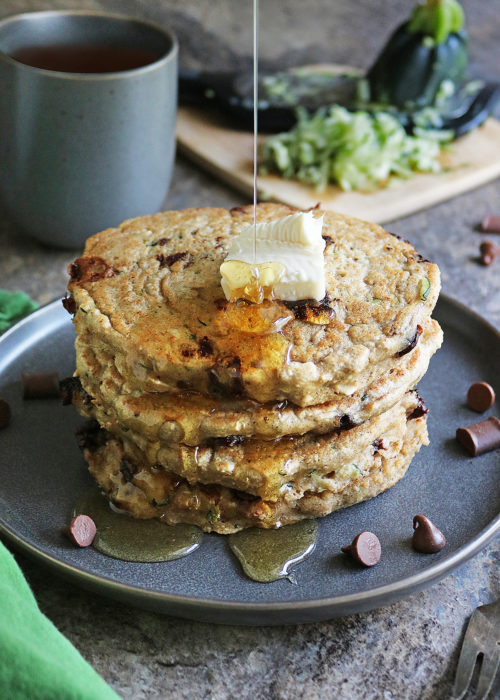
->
1;0;497;80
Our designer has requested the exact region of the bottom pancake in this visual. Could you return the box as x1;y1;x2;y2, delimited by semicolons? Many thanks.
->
79;411;428;534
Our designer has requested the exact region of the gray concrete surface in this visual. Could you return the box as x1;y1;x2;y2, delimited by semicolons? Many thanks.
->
1;1;499;698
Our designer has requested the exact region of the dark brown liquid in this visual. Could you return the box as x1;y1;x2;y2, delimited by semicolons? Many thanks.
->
10;44;161;73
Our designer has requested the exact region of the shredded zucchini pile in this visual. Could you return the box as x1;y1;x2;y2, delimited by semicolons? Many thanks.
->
259;106;452;191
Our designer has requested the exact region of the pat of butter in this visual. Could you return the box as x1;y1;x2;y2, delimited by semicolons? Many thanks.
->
220;211;326;302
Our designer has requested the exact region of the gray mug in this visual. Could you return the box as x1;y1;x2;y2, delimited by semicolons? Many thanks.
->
0;10;178;249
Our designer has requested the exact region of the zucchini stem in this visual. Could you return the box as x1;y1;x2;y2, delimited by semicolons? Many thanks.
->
408;0;465;44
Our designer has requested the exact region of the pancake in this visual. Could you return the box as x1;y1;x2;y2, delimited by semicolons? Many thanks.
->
67;203;440;407
74;318;441;445
74;389;424;501
80;408;428;533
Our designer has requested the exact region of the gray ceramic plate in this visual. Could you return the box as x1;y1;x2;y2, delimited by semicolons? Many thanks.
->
0;297;498;625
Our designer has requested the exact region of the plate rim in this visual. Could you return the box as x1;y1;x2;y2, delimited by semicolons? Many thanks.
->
0;295;499;621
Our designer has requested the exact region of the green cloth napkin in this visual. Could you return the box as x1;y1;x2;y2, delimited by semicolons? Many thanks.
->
0;289;38;333
0;541;119;700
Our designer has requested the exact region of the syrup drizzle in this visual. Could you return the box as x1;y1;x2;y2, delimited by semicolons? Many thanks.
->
252;0;259;266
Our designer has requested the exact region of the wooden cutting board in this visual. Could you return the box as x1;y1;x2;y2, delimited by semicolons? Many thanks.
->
176;69;500;223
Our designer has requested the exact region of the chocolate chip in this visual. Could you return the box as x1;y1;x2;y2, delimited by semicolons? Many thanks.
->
412;515;446;553
467;382;495;413
339;414;357;431
407;392;429;420
75;420;108;453
372;438;387;452
479;241;500;266
68;256;117;283
214;298;228;311
456;416;500;457
0;399;11;429
68;261;82;281
61;295;76;315
397;325;422;357
198;336;214;357
60;376;92;406
63;514;96;547
341;531;381;567
209;435;245;448
481;215;500;234
156;251;188;268
22;372;60;399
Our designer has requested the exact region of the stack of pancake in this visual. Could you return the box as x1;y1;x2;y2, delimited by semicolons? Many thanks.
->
67;203;442;533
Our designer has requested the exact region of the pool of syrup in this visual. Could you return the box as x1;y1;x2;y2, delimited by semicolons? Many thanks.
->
73;490;203;563
229;520;318;582
73;490;318;581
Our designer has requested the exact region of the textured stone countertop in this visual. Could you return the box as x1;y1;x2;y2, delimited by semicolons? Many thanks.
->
0;1;499;699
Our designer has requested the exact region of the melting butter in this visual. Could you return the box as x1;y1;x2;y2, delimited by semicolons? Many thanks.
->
228;519;318;582
73;490;203;563
220;211;325;303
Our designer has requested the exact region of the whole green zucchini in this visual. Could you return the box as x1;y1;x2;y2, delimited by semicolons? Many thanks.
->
367;0;468;110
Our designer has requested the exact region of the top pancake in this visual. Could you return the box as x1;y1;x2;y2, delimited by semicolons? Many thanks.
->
68;203;440;407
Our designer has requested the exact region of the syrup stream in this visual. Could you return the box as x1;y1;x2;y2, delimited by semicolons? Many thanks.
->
252;0;259;268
